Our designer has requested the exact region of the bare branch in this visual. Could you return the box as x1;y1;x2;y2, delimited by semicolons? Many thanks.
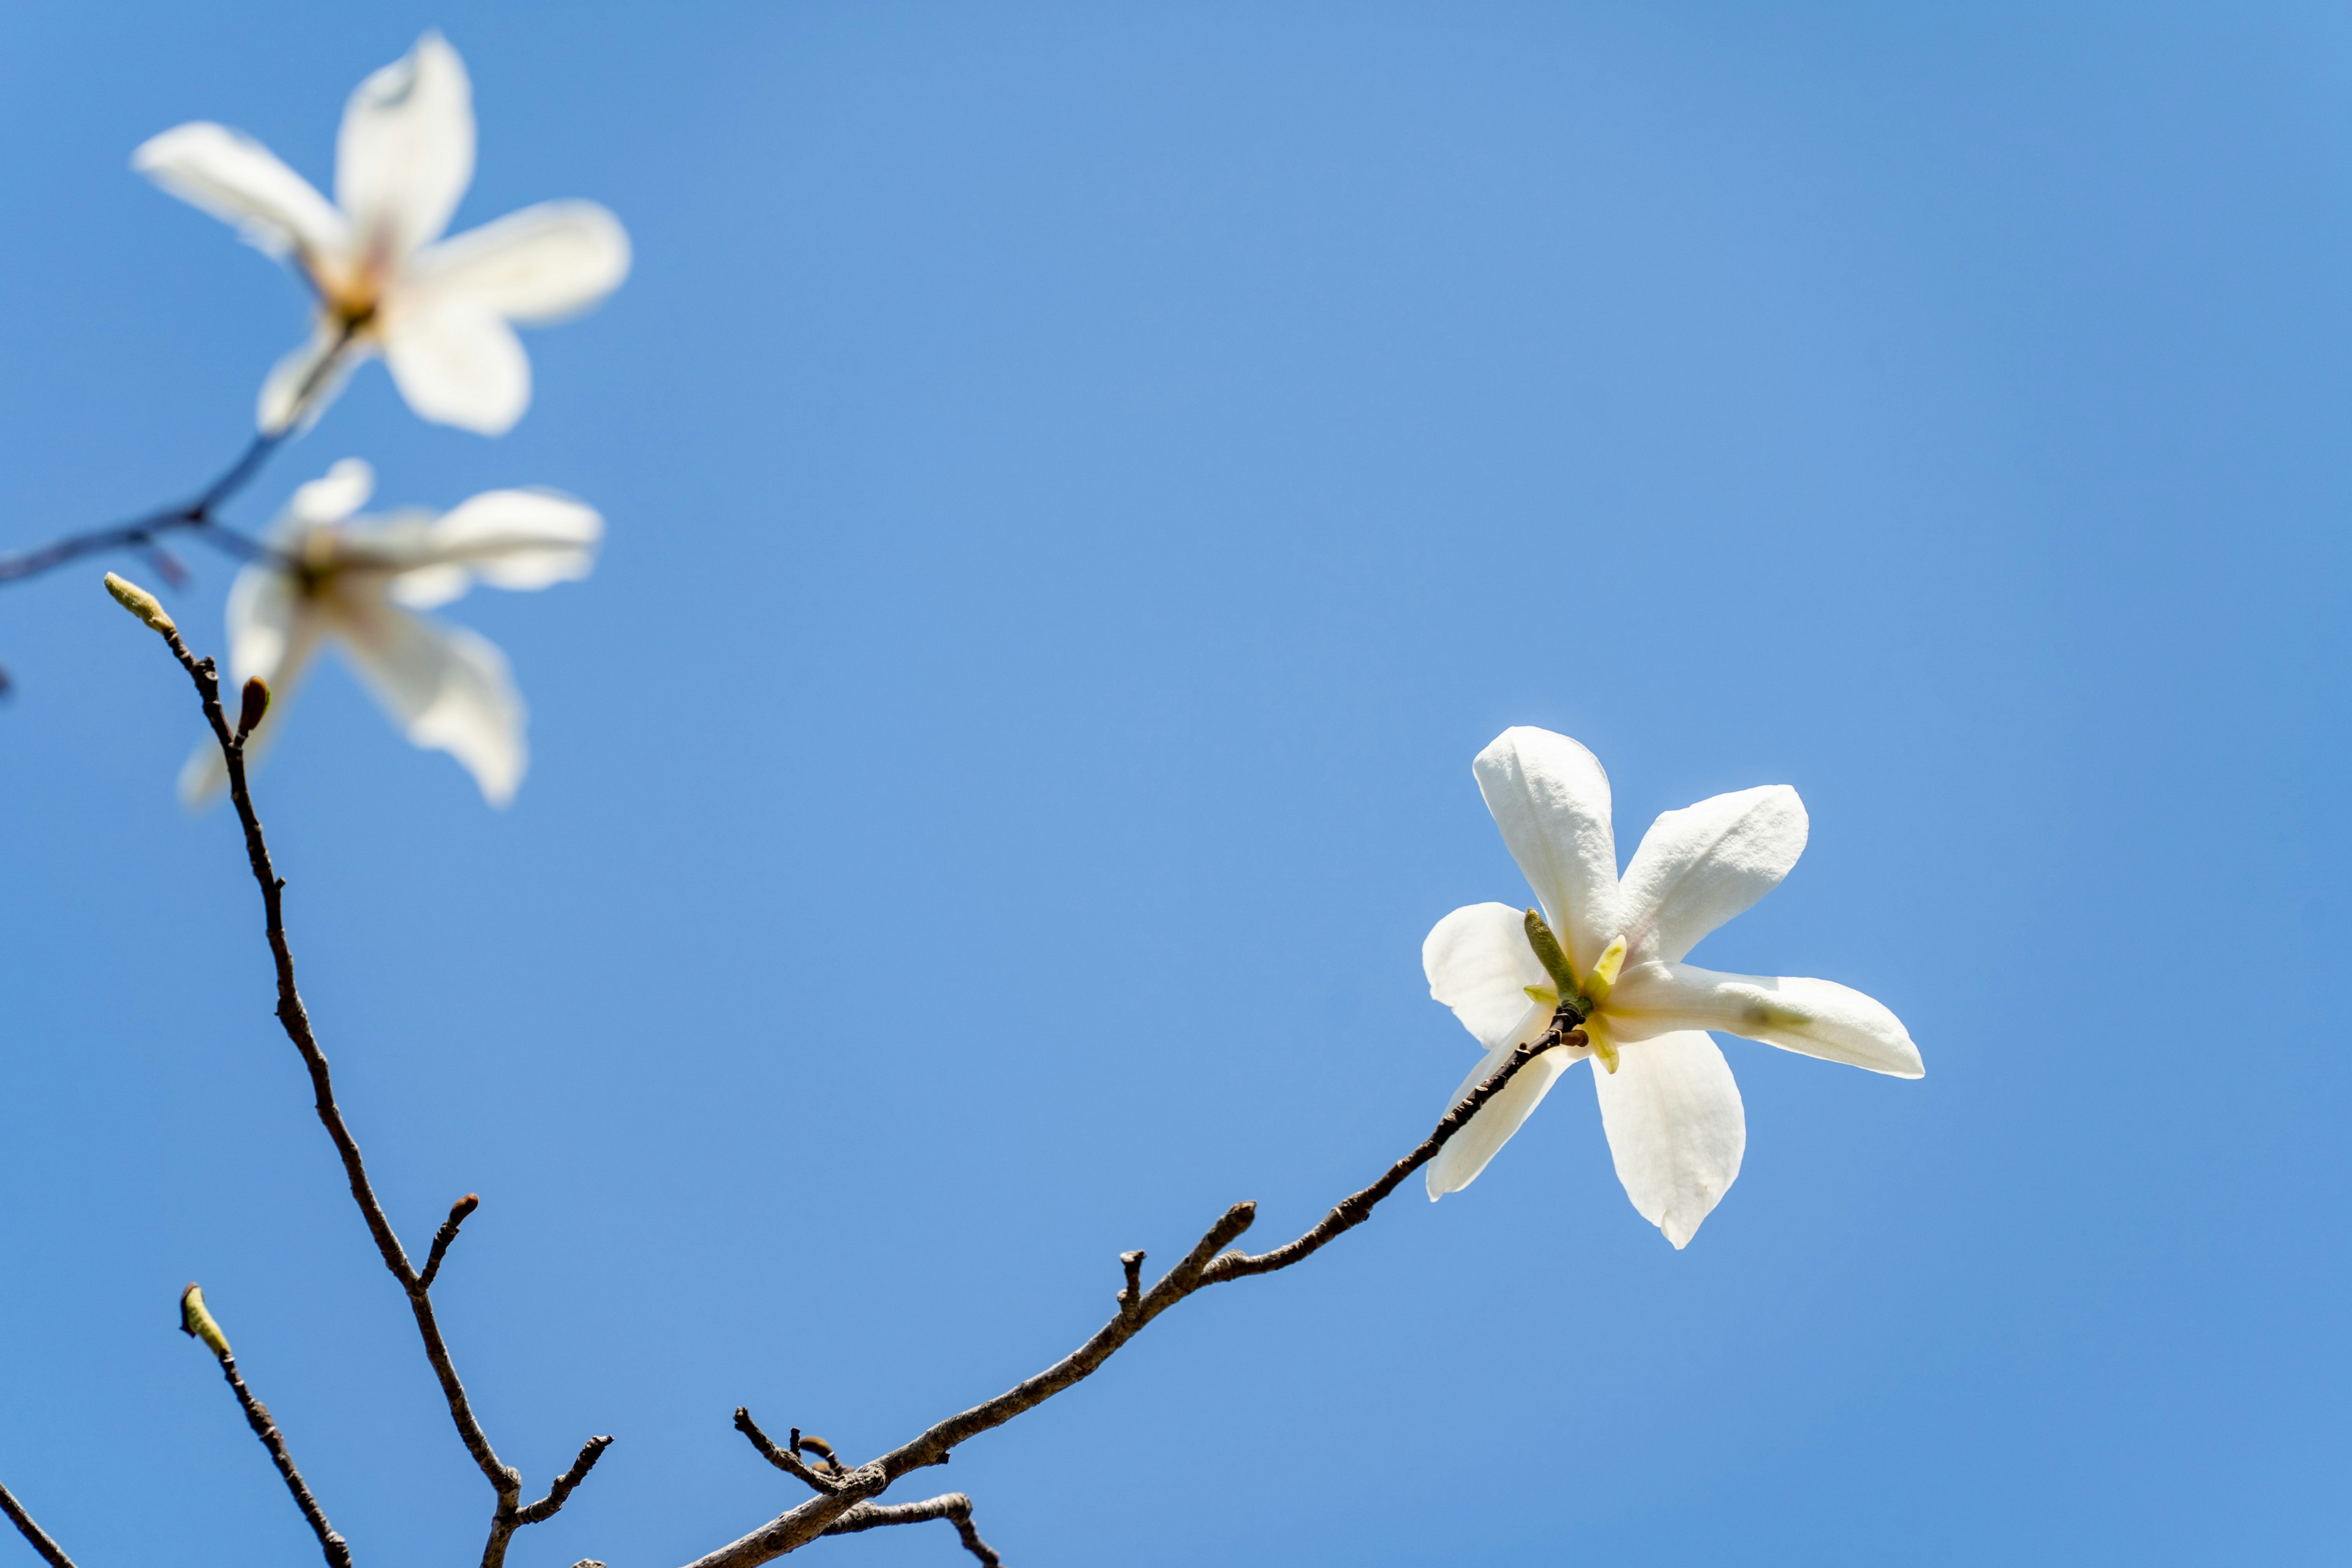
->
0;327;357;597
1204;1019;1588;1281
679;1020;1578;1567
179;1284;352;1568
420;1194;482;1292
516;1437;616;1526
126;610;610;1568
1116;1250;1145;1322
0;1482;77;1568
823;1493;1001;1565
734;1411;837;1496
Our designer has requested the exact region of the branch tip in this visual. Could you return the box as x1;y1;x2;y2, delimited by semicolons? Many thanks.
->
179;1282;232;1358
418;1193;481;1291
102;571;176;636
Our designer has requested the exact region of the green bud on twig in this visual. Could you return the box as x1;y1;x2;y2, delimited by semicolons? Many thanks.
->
1521;908;1582;997
179;1282;231;1359
103;571;176;637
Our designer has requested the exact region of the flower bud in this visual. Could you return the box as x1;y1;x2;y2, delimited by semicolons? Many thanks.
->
1521;908;1582;1000
179;1282;232;1358
237;678;271;739
104;572;177;636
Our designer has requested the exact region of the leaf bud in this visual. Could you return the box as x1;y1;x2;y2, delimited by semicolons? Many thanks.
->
237;678;271;739
1521;908;1583;1000
179;1282;232;1358
104;572;177;636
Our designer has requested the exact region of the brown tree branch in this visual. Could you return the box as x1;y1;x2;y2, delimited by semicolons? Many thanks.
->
113;574;1571;1568
179;1284;352;1568
0;328;357;594
734;1411;838;1496
419;1194;481;1293
822;1493;1000;1565
516;1438;616;1527
686;1020;1581;1567
121;601;609;1568
0;1482;77;1568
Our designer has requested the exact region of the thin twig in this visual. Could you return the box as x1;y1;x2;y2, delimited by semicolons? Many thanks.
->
136;616;606;1568
681;1023;1578;1567
0;1482;77;1568
0;322;362;592
189;1332;352;1568
822;1493;1001;1565
734;1411;837;1496
420;1194;481;1292
0;327;357;592
516;1438;616;1526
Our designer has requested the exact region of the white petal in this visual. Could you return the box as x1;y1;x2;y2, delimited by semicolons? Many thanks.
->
1617;785;1808;965
257;323;364;435
337;31;474;257
132;122;347;262
291;459;375;526
1425;1041;1581;1200
336;601;526;804
1423;902;1553;1052
412;202;631;324
385;489;600;609
1606;960;1924;1078
225;567;298;686
380;301;528;434
1593;1031;1745;1248
1471;727;1621;974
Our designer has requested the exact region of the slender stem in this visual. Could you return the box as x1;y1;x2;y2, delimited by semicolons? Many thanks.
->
203;1345;352;1568
141;622;605;1568
419;1194;481;1293
684;1023;1581;1567
733;1411;837;1496
0;325;358;589
821;1494;1000;1565
0;1482;77;1568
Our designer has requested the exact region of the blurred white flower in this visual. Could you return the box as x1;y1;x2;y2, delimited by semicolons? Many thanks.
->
180;458;600;807
134;32;630;436
1422;726;1923;1247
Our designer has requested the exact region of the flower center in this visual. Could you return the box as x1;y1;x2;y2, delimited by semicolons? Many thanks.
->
1520;910;1629;1074
302;245;388;334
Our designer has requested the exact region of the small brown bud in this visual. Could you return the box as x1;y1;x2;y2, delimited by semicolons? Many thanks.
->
236;678;271;739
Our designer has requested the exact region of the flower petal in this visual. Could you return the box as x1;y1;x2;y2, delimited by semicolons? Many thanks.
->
380;301;529;434
1423;901;1553;1052
385;489;601;610
257;323;364;435
337;31;474;257
1471;727;1621;974
1606;960;1924;1078
1593;1030;1745;1248
412;202;631;324
132;122;347;261
336;600;526;804
1617;785;1808;965
291;459;375;527
1425;1040;1581;1200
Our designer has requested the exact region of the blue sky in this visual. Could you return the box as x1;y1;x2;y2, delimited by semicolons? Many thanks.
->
1;3;2347;1564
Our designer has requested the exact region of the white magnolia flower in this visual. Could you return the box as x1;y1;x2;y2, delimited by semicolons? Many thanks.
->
1424;726;1923;1247
180;459;600;807
134;32;630;436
